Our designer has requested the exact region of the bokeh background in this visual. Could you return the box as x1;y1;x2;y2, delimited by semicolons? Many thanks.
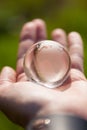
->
0;0;87;129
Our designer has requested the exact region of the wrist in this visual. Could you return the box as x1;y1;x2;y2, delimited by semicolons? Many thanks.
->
25;113;87;130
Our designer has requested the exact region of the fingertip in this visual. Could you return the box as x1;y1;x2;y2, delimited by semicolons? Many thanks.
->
20;21;36;42
68;31;83;53
52;28;66;35
33;18;46;27
33;18;47;41
0;66;16;85
1;66;16;75
68;31;81;37
68;32;83;46
22;22;35;30
51;28;67;46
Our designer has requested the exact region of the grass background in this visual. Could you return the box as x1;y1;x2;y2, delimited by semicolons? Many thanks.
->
0;0;87;129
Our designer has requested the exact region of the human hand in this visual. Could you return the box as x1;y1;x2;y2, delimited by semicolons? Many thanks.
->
0;19;87;128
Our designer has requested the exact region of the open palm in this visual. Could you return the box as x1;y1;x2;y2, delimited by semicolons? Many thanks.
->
0;19;87;128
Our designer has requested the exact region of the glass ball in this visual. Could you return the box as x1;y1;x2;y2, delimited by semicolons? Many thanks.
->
24;40;71;88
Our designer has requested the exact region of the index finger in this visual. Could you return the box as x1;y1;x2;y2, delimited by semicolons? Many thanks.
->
16;19;47;81
16;22;36;76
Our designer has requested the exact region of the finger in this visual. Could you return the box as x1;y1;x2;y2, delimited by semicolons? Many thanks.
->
33;19;47;42
51;29;67;47
69;69;86;82
17;72;28;82
68;32;84;72
0;66;16;86
20;22;36;42
16;22;36;75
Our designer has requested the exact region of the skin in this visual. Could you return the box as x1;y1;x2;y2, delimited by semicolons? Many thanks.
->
0;19;87;128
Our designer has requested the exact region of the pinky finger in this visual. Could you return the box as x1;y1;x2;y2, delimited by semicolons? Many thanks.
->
68;32;84;72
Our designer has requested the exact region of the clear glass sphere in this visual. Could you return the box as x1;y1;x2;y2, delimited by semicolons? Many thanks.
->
24;40;71;88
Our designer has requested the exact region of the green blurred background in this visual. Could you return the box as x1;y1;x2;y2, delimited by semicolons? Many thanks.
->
0;0;87;129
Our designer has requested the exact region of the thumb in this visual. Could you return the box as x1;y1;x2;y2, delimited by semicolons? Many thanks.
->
0;66;16;86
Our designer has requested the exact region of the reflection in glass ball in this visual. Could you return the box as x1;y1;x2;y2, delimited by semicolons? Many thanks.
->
24;40;71;88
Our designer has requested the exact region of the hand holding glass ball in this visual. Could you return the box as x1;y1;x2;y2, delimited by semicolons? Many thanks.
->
24;40;71;88
0;19;86;129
